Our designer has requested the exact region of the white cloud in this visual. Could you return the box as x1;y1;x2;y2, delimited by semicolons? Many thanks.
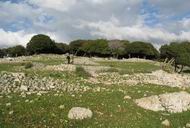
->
0;29;35;48
180;18;190;28
79;18;190;47
1;0;190;48
0;28;64;48
28;0;77;12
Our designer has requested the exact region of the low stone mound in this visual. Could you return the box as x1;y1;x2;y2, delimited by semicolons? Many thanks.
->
135;92;190;113
68;107;93;120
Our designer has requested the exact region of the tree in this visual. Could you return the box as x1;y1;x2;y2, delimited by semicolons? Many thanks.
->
160;41;190;73
108;40;126;58
126;41;159;59
55;43;69;54
0;49;5;58
69;40;86;55
26;34;56;55
7;45;26;57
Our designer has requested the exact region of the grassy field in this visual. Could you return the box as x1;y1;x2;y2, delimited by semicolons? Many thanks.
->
0;55;190;128
98;61;160;74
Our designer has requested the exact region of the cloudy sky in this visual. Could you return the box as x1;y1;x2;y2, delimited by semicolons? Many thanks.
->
0;0;190;48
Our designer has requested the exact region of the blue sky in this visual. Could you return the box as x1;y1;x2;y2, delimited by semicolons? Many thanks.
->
0;0;190;48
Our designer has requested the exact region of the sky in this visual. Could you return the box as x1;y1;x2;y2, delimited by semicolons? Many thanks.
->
0;0;190;48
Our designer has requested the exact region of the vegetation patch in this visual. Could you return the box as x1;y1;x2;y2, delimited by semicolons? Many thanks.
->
76;66;91;79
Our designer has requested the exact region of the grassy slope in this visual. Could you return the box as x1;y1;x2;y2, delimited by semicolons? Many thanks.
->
0;57;190;128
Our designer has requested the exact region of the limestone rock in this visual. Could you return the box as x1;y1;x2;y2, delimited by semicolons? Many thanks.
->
20;85;28;91
161;119;170;127
135;95;165;112
186;123;190;128
124;95;132;100
135;91;190;113
68;107;93;120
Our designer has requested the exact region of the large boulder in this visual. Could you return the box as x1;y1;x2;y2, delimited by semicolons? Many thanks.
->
135;91;190;113
68;107;93;120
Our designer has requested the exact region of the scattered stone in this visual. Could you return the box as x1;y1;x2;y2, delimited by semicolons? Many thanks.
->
25;99;29;103
161;119;170;127
59;105;65;109
124;95;132;100
186;123;190;128
9;111;14;115
29;100;34;103
68;107;93;120
20;85;28;91
6;103;11;106
37;92;42;96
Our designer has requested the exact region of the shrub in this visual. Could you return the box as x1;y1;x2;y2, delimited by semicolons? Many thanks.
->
76;66;91;78
24;62;33;69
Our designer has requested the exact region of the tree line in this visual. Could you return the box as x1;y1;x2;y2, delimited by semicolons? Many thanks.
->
0;34;190;71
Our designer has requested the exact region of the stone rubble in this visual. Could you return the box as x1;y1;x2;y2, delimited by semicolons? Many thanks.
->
0;72;107;95
88;70;190;88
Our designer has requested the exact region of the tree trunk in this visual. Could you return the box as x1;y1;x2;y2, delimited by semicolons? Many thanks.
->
179;65;184;73
175;63;177;72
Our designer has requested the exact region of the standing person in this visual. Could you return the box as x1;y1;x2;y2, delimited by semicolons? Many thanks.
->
66;54;71;64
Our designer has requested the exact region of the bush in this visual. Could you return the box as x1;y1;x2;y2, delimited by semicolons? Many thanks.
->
76;66;91;78
24;62;33;69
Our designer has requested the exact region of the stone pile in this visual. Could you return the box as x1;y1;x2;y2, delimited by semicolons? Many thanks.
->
0;72;92;94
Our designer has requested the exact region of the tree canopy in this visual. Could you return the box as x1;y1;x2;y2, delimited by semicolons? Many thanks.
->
125;41;159;59
6;45;26;57
26;34;56;55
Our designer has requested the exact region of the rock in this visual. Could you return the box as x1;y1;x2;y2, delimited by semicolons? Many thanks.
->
161;119;170;127
159;92;190;113
59;105;65;109
9;111;14;115
68;107;93;120
135;95;165;112
135;92;190;113
186;123;190;128
37;92;42;96
6;103;11;106
20;85;28;91
124;95;132;100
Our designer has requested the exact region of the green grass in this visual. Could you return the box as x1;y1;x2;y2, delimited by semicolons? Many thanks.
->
98;61;160;74
0;85;189;128
76;66;91;79
0;62;25;72
26;55;66;65
0;56;190;127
